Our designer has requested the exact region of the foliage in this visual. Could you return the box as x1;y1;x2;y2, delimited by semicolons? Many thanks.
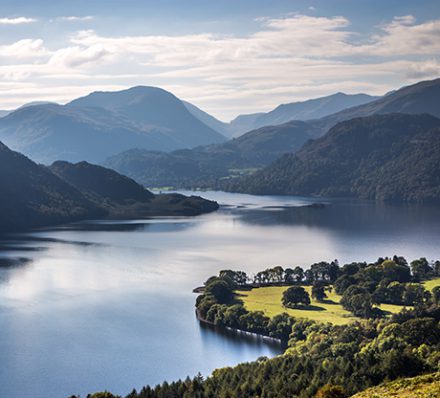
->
282;286;311;308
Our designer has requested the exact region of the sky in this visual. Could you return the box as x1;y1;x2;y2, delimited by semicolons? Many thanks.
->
0;0;439;121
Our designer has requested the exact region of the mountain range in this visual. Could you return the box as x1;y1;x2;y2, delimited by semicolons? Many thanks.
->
0;141;218;232
229;92;378;136
225;113;440;202
0;87;384;166
0;86;227;164
311;78;440;134
105;78;440;192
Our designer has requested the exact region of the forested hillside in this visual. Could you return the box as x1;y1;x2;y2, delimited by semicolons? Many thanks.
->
226;113;440;202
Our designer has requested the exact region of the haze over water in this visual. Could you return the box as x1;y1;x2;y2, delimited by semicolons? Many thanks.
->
0;191;439;398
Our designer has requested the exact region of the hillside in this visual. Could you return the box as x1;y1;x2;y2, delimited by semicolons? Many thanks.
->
104;120;318;188
314;78;440;134
50;160;219;217
226;113;440;202
229;92;378;136
182;100;232;138
0;141;103;232
0;142;218;232
351;372;440;398
0;87;226;164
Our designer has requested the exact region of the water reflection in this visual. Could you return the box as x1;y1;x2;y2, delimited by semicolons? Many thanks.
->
198;318;286;352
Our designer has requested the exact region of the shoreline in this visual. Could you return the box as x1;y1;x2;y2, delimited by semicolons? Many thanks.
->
195;308;284;345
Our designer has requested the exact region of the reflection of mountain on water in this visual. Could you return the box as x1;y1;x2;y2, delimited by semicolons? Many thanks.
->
44;218;199;233
233;201;440;236
0;257;32;284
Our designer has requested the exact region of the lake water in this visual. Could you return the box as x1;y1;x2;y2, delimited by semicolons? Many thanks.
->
1;191;440;398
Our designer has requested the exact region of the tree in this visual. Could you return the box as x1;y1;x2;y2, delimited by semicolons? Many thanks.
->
292;266;305;283
282;286;311;308
410;258;433;280
311;281;327;302
432;286;440;305
205;279;233;303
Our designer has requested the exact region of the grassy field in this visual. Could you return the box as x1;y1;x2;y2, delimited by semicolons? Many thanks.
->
351;372;440;397
238;285;406;325
424;277;440;291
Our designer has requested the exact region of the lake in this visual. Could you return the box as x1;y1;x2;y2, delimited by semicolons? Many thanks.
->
1;191;440;398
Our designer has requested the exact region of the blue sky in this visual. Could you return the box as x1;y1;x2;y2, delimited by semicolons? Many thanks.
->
0;0;439;120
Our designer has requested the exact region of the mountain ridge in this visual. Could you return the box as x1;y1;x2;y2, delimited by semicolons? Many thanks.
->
225;113;440;202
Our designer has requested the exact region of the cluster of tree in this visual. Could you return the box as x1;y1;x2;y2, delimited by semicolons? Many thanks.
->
335;257;439;318
82;296;440;398
229;261;340;286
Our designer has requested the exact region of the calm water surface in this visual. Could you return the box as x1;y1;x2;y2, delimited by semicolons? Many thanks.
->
1;191;440;398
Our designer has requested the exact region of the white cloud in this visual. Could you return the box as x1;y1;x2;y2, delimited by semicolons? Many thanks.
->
49;44;110;68
0;39;48;58
58;16;94;21
0;17;36;25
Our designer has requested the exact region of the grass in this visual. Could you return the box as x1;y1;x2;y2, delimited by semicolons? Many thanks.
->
424;277;440;291
238;285;407;326
351;372;440;397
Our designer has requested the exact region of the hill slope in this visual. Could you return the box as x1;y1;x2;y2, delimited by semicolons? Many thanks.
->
229;93;378;136
0;87;226;164
0;142;102;232
351;372;440;398
314;78;440;134
104;120;318;188
0;142;218;232
182;100;232;137
50;161;219;217
226;113;440;202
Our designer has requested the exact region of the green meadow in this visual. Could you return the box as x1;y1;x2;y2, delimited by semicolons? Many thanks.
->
238;285;409;325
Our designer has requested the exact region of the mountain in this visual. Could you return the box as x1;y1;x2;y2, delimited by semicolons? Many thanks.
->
0;86;227;164
104;120;319;188
0;141;103;232
0;110;10;118
50;161;219;217
182;101;232;137
225;113;440;202
229;113;265;137
229;93;378;136
50;160;155;205
0;141;218;232
68;86;227;145
314;78;440;133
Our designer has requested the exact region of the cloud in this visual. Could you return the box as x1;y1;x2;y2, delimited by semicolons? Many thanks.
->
0;39;48;58
58;16;94;21
49;44;110;68
0;17;36;25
